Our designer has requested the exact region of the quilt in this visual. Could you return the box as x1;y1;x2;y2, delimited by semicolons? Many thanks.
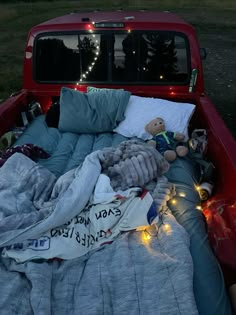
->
0;141;198;314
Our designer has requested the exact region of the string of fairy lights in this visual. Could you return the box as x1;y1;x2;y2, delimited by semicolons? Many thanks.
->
75;31;100;87
74;27;132;88
74;26;168;89
141;189;202;244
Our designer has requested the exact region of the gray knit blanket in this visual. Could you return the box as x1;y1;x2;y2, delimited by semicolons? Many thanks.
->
98;139;174;210
99;139;170;190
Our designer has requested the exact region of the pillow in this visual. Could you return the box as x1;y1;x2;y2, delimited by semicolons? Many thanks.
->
114;95;195;140
58;87;131;133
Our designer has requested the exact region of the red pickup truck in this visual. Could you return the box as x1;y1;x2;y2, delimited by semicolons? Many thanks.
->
0;10;235;314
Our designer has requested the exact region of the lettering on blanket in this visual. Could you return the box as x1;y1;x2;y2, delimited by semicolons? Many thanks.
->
5;236;50;251
65;214;91;227
50;227;75;238
3;190;155;261
62;208;122;226
75;230;112;247
95;208;121;220
50;227;112;248
50;209;115;248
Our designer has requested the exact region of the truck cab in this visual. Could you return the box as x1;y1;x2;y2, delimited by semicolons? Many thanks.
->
0;10;236;313
2;10;235;196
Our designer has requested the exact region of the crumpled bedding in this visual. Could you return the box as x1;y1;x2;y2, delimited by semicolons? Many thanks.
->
8;115;233;315
0;142;198;314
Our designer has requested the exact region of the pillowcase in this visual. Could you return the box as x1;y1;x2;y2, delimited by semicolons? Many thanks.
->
58;87;131;133
114;95;195;140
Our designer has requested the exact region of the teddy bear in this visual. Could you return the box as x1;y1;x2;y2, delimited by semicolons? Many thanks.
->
145;117;189;162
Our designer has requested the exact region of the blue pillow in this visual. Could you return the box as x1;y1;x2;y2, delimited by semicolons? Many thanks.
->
59;87;131;134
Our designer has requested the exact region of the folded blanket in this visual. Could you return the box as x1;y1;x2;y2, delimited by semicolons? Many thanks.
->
59;87;131;133
98;139;170;188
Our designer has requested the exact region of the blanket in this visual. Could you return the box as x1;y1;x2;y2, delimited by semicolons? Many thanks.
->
0;141;198;314
0;140;170;248
98;139;170;191
0;143;49;166
2;176;157;261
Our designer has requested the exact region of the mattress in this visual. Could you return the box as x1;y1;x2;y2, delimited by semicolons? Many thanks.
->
13;115;232;315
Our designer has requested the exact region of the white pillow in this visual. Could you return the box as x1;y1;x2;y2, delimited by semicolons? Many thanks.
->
114;95;195;140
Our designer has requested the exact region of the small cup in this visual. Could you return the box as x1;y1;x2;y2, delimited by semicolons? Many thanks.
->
199;182;213;201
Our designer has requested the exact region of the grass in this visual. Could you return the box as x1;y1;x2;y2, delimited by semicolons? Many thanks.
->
0;0;235;136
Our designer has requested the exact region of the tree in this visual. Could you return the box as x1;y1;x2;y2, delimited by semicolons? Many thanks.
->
146;33;178;81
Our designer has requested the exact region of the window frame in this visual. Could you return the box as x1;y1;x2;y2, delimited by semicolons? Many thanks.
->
33;30;191;86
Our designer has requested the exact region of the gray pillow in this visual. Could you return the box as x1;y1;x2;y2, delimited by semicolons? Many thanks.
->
58;87;131;134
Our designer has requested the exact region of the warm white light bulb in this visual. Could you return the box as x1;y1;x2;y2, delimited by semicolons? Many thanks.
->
141;230;151;243
163;223;172;235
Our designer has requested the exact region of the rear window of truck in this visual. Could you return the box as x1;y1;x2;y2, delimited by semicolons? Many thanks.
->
34;31;190;85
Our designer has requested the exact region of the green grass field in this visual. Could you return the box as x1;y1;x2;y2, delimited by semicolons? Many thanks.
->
0;0;235;137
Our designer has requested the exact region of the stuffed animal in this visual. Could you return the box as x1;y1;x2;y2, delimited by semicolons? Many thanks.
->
145;117;188;162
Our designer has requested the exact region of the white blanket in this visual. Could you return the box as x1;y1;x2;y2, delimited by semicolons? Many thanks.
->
3;174;157;261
